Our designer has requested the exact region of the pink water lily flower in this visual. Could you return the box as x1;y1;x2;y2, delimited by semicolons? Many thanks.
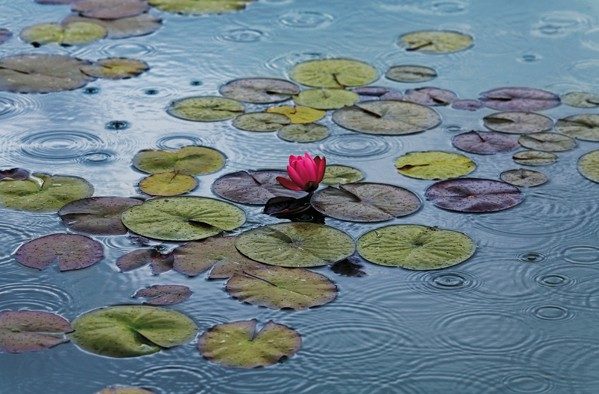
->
277;153;326;192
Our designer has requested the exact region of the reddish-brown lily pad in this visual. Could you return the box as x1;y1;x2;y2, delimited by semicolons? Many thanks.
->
479;87;560;111
0;311;72;354
403;87;457;106
0;168;30;180
452;131;519;155
219;78;300;104
116;248;174;275
483;111;553;134
15;234;104;271
133;285;192;306
58;197;143;235
72;0;150;20
0;29;12;45
212;170;306;205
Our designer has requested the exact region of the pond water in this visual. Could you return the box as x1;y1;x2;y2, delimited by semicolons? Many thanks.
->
0;0;598;393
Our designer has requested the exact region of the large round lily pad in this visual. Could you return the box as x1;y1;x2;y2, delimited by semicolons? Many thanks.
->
71;305;197;358
167;96;244;122
0;173;94;212
479;87;560;111
294;88;358;110
332;100;441;135
132;145;225;176
518;132;576;152
15;233;104;271
386;65;437;83
139;172;198;196
72;0;150;20
452;131;519;155
561;92;599;108
219;78;299;104
198;320;301;368
149;0;254;15
395;151;476;180
277;123;329;143
322;165;364;185
81;58;149;80
235;223;354;267
232;112;290;132
357;225;476;270
266;106;325;124
398;30;473;54
121;197;246;241
555;114;599;141
59;196;143;235
311;183;421;222
578;150;599;183
20;22;107;47
133;285;192;306
425;178;524;213
212;170;305;205
512;150;557;166
226;266;336;310
483;111;553;134
290;58;378;88
0;311;72;354
500;169;548;187
63;13;163;39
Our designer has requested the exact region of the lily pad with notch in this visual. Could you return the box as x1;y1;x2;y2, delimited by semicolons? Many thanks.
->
561;92;599;108
555;114;599;142
500;169;548;187
219;78;300;104
293;88;359;110
20;21;107;47
290;58;378;88
0;310;72;354
81;58;149;79
578;150;599;183
116;248;174;275
403;87;457;106
386;65;437;83
517;132;576;152
277;123;329;143
232;112;290;132
483;111;553;134
322;165;364;185
149;0;254;15
479;87;560;111
133;285;192;306
139;172;198;196
59;196;143;235
167;96;244;122
451;131;519;155
266;105;325;124
398;30;473;54
132;145;225;175
512;150;557;166
72;0;150;20
63;13;162;39
395;151;476;180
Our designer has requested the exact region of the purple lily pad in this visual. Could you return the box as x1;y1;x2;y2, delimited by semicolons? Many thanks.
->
351;86;402;100
404;87;457;106
0;29;12;45
479;87;560;111
0;310;72;354
451;99;483;111
116;248;173;275
71;0;149;20
58;196;143;235
133;285;192;306
425;178;524;213
211;170;306;205
0;168;30;180
15;234;104;271
379;90;404;101
452;131;519;155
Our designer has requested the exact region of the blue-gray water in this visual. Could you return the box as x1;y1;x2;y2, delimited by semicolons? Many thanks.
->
1;0;599;393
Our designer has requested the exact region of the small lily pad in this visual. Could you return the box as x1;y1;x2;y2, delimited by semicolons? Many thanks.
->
357;225;475;270
277;123;329;143
121;197;246;242
479;87;560;111
311;183;421;222
555;114;599;141
226;266;336;310
167;96;244;122
500;169;548;187
483;111;553;134
266;105;325;124
513;150;557;166
134;285;192;306
116;248;174;275
451;131;519;155
332;100;441;135
0;29;12;45
351;86;398;98
236;222;355;268
15;233;104;271
212;170;305;205
294;88;359;110
451;99;484;111
398;30;473;54
219;78;300;104
59;196;143;235
518;132;576;152
321;165;364;185
198;320;301;368
395;151;476;180
71;305;197;358
0;311;72;354
81;58;149;79
0;173;94;212
132;145;225;176
290;58;378;88
20;21;107;47
97;386;154;394
72;0;150;20
425;178;524;213
0;168;30;180
232;112;290;132
139;172;198;196
149;0;254;15
386;65;437;83
561;92;599;108
63;14;163;39
578;150;599;183
403;87;457;106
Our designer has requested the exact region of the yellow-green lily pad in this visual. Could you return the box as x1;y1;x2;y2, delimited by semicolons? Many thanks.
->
149;0;254;15
277;123;329;142
20;21;107;47
266;105;325;124
395;151;476;180
555;114;599;142
81;58;149;80
561;92;599;108
139;172;198;196
322;165;364;185
578;150;599;183
132;145;225;176
232;112;290;132
63;13;162;39
294;88;358;110
398;30;473;54
290;58;378;88
167;96;244;122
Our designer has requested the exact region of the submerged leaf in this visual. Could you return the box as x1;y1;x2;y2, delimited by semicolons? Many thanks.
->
20;21;107;46
0;311;72;354
139;172;198;196
479;87;560;111
555;114;599;142
167;96;244;122
578;150;599;183
133;285;192;306
398;30;473;54
483;111;553;134
132;145;225;175
266;105;325;124
395;151;476;180
220;78;300;104
290;58;378;88
59;197;143;235
500;169;548;187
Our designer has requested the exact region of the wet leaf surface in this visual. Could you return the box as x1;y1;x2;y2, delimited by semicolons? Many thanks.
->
232;112;290;132
133;285;192;305
395;151;476;180
500;169;548;187
350;86;396;98
59;196;143;235
483;111;553;134
294;88;359;110
0;311;72;354
479;87;560;111
321;165;364;185
81;58;149;79
451;131;519;155
116;248;174;275
0;168;30;180
398;30;473;54
561;92;599;108
72;0;150;20
139;172;198;196
266;105;325;124
20;21;107;47
555;114;599;141
149;0;254;15
262;195;325;223
518;132;576;152
451;99;484;111
0;28;12;45
330;257;366;277
512;150;557;166
385;65;437;82
277;123;329;142
132;145;225;175
220;78;300;104
403;87;457;106
578;150;599;183
290;58;378;88
63;13;162;39
167;96;244;122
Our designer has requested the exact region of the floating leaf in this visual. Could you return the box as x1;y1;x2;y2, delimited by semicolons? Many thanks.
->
398;30;473;54
212;170;305;205
167;96;244;122
518;132;576;152
198;320;301;368
277;123;329;142
20;22;107;47
97;386;154;394
395;151;475;180
555;114;599;141
133;285;192;306
236;223;354;268
385;65;437;82
322;165;364;185
266;105;325;124
81;58;149;79
149;0;254;15
425;178;524;213
451;131;519;155
578;150;599;183
72;0;150;20
121;197;246;241
351;86;398;98
311;183;421;222
357;225;475;270
451;99;484;111
63;14;162;39
219;78;299;104
232;112;290;132
15;233;104;271
71;305;197;358
483;111;553;134
561;92;599;108
403;87;457;106
0;311;72;354
512;150;557;166
500;169;548;187
332;100;441;135
0;173;93;212
294;88;359;110
0;54;95;93
132;145;225;176
116;248;174;275
59;196;143;235
35;0;73;3
139;172;197;196
479;87;560;111
262;195;324;223
0;29;12;45
290;58;378;88
0;168;30;180
226;266;336;310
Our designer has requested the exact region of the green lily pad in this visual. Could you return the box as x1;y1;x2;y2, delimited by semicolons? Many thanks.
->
219;78;300;104
121;197;246;241
561;92;599;108
0;173;93;212
149;0;254;15
139;172;198;196
20;21;107;47
290;58;378;88
385;65;437;82
97;386;154;394
81;58;149;80
132;145;225;176
266;105;325;124
0;311;72;354
277;123;329;143
395;151;475;180
322;165;364;185
294;88;358;110
357;225;476;270
500;169;548;187
226;266;337;310
483;111;553;134
398;30;473;54
332;100;441;135
232;112;290;132
198;320;301;368
518;132;577;152
236;223;355;268
63;14;163;39
555;114;599;141
71;305;197;358
578;150;599;183
513;150;557;166
167;96;245;122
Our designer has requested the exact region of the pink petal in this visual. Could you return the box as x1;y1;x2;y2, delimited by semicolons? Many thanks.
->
303;154;317;180
276;176;303;191
287;165;306;188
315;156;326;182
294;159;312;183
